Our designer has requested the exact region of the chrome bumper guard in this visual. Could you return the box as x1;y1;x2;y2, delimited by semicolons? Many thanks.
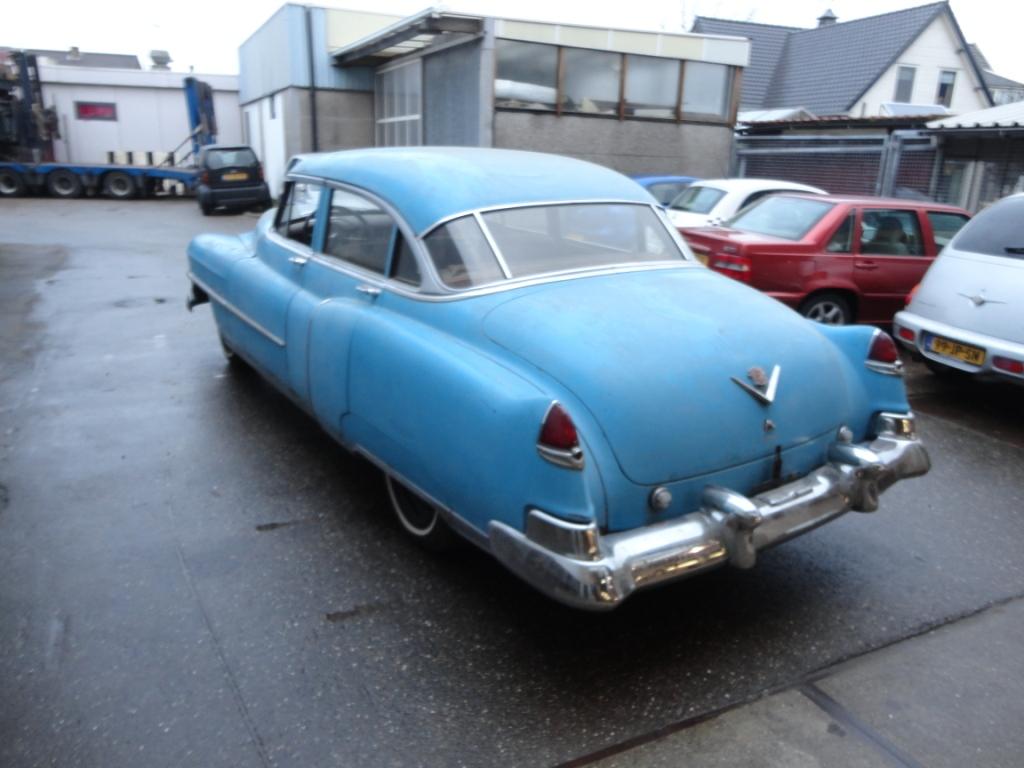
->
488;413;930;610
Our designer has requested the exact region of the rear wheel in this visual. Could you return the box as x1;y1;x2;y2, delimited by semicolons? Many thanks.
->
102;171;135;199
385;475;458;551
200;199;214;216
0;168;26;197
800;292;853;325
46;169;83;199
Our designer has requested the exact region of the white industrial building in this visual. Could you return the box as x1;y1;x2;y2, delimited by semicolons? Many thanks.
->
38;64;242;165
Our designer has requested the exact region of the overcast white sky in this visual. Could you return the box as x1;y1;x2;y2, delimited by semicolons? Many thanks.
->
6;0;1024;83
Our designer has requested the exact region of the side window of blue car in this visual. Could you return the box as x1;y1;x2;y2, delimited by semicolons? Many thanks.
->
276;181;322;247
324;188;420;286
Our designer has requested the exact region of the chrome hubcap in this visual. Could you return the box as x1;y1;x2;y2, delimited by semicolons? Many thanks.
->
806;301;845;324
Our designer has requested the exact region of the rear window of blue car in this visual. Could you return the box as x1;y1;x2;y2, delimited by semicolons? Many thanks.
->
727;196;835;241
423;204;684;289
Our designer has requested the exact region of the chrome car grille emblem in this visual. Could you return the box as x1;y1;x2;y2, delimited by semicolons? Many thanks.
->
732;365;781;405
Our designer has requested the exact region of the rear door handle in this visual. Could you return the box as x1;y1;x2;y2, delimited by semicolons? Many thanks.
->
854;260;878;270
288;255;309;266
355;284;382;297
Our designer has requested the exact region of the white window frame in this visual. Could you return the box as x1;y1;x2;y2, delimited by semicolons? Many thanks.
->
375;59;422;147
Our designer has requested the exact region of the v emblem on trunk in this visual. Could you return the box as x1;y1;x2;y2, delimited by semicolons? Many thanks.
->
731;365;780;405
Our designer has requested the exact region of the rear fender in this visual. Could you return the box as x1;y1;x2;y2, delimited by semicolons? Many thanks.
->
814;324;911;438
343;310;607;534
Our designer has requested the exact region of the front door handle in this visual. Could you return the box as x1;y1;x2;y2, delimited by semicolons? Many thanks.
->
355;284;382;297
289;255;309;266
854;260;878;270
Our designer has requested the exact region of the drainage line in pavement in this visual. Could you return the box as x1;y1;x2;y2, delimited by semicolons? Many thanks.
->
798;683;924;768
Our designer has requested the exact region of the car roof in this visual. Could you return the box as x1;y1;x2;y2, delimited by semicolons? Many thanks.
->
290;147;653;234
201;144;255;153
774;193;969;213
687;178;826;194
630;174;700;185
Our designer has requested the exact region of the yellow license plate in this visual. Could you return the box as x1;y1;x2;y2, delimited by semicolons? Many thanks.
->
223;171;248;181
930;336;985;365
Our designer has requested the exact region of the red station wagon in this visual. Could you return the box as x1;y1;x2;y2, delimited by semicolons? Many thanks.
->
681;194;971;325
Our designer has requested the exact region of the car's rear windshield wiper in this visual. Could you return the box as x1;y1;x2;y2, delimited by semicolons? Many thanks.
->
1005;246;1024;254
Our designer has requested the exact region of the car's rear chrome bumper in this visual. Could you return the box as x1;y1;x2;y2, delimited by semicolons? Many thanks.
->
894;311;1024;382
488;413;930;610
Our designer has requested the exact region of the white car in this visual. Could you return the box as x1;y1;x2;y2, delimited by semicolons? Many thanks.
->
894;193;1023;382
666;178;827;229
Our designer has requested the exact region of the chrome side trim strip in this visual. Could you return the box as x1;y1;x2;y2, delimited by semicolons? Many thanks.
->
188;272;286;347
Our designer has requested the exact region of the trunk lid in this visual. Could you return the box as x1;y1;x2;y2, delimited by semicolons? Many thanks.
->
483;268;848;488
912;249;1024;344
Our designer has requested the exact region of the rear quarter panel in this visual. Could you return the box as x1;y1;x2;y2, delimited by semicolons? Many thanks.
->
340;301;608;534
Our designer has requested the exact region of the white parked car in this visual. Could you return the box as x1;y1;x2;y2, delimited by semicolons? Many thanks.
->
894;193;1024;382
667;178;827;229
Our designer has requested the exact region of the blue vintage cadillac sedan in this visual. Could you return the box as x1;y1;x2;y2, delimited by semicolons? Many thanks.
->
186;147;930;610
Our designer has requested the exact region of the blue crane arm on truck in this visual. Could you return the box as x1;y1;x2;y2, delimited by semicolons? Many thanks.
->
0;53;217;199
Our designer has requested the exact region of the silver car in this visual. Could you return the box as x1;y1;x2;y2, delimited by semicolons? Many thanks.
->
894;194;1024;382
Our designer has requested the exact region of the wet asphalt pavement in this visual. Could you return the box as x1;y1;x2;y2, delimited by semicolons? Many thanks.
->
1;198;1023;768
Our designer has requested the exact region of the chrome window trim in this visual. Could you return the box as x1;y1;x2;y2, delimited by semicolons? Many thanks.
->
278;178;698;301
265;228;315;258
472;210;513;279
188;272;285;347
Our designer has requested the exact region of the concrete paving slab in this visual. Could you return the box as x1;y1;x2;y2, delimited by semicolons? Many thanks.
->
816;596;1024;768
587;690;890;768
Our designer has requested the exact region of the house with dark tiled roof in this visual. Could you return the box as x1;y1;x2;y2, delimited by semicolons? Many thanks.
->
693;2;996;118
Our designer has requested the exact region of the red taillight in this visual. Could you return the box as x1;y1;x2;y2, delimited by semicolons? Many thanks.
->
896;325;915;342
993;356;1024;375
868;331;900;364
709;254;752;283
201;170;209;185
538;402;584;469
539;403;578;450
257;165;264;182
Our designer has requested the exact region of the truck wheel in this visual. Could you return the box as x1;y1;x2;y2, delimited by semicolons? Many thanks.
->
46;169;84;199
0;169;26;197
800;292;852;325
102;171;135;199
385;475;459;552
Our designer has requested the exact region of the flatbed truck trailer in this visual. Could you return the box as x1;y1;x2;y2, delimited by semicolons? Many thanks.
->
0;160;199;199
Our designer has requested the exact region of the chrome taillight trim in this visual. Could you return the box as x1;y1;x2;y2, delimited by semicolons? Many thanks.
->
537;401;585;470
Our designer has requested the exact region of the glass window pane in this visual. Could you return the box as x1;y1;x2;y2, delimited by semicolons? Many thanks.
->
495;40;558;110
859;209;924;256
936;70;956;108
625;55;679;119
324;189;396;274
482;204;682;278
894;66;915;103
276;182;321;246
391;235;421;286
826;214;854;253
562;49;621;115
727;197;834;241
424;216;505;288
682;62;729;117
951;196;1024;259
926;211;969;248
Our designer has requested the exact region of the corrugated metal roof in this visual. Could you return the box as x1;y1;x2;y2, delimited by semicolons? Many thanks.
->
928;101;1024;129
23;48;141;69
